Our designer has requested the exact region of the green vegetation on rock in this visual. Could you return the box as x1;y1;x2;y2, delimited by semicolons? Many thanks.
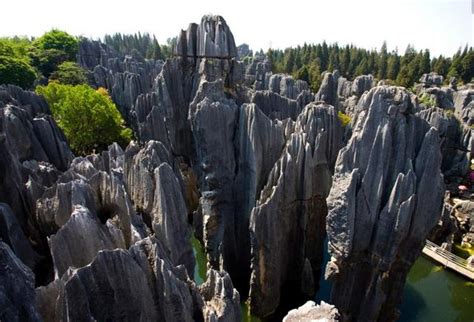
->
50;61;88;85
338;111;351;127
36;82;132;155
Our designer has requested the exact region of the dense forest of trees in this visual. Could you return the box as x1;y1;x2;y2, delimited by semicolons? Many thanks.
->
103;32;173;61
267;42;474;91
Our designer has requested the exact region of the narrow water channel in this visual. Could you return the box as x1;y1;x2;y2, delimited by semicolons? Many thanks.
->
192;236;473;321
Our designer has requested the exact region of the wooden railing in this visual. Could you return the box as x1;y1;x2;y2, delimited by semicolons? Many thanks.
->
422;240;474;280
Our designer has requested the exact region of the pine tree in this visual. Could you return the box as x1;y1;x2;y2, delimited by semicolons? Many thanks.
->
377;42;388;80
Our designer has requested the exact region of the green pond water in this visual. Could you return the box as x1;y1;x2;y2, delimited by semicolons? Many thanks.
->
192;236;474;321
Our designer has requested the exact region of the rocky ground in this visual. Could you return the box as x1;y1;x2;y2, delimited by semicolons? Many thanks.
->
0;14;472;322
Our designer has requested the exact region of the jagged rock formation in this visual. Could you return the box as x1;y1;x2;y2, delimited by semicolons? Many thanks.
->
1;14;464;322
0;241;42;321
200;269;241;321
77;40;163;124
243;51;271;89
416;107;470;182
325;86;444;322
419;72;444;88
283;301;340;322
0;203;36;269
0;85;73;282
249;103;343;317
124;140;195;274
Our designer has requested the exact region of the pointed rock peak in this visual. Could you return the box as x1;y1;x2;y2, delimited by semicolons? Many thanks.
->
175;15;237;59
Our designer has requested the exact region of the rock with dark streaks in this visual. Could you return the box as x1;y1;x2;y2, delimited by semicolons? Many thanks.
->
325;86;444;322
200;269;241;322
249;103;343;318
0;241;42;322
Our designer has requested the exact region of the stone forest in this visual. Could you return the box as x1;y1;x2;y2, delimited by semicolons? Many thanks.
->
0;14;473;322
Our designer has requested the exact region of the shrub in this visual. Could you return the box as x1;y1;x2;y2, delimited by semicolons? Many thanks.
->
49;61;88;85
0;55;36;88
36;83;132;155
338;111;351;127
419;93;437;108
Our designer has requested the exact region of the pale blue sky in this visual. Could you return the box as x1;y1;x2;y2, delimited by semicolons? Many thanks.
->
1;0;472;56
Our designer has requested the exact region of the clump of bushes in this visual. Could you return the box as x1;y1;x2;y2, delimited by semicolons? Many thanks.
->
338;111;351;127
0;55;36;89
419;93;437;108
36;83;132;155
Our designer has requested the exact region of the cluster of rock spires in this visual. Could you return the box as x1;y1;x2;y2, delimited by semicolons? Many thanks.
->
1;14;472;322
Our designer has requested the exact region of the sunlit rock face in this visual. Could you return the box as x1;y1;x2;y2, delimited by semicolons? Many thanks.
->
249;102;343;318
325;86;444;322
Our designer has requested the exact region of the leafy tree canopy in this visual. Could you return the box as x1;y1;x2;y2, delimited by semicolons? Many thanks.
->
0;55;36;88
31;30;78;77
33;29;78;61
49;61;88;85
36;83;132;155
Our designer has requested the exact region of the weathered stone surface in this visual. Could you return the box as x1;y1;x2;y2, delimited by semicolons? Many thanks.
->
454;88;474;126
351;74;374;97
153;163;195;274
251;90;302;120
417;107;469;179
326;86;444;322
0;86;73;278
200;269;241;322
315;71;340;108
37;236;203;322
0;241;42;322
49;205;125;278
191;80;238;269
283;301;340;322
0;203;36;269
249;103;343;317
175;15;237;58
62;249;158;321
419;72;444;87
237;43;252;58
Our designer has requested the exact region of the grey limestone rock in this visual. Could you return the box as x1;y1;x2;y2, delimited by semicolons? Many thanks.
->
419;72;444;87
249;103;343;318
200;269;241;322
175;15;237;58
326;86;444;322
190;80;238;269
0;241;42;322
152;163;195;274
283;301;340;322
315;71;340;108
0;203;37;269
351;74;374;97
49;205;126;278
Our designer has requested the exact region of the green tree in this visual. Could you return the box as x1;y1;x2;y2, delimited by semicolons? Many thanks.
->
377;42;388;80
285;49;295;73
49;61;88;85
36;83;132;155
0;55;36;88
432;56;451;78
460;49;474;83
33;29;78;60
30;30;78;77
